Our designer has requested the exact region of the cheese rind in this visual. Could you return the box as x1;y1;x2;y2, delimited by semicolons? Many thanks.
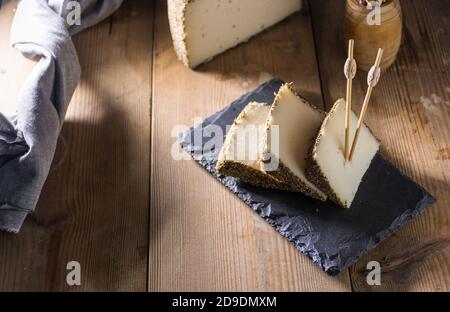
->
168;0;302;68
262;84;327;201
216;102;291;190
306;99;380;208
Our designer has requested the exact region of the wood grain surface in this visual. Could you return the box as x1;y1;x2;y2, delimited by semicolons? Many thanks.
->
0;0;153;291
0;0;448;291
0;0;35;117
149;0;351;291
309;0;449;291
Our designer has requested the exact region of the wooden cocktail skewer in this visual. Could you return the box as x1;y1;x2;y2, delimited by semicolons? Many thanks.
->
348;48;384;161
344;39;356;160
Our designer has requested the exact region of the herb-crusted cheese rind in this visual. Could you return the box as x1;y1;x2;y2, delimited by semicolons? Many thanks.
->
216;102;292;191
168;0;302;68
306;99;380;208
168;0;190;67
216;160;289;190
262;83;327;201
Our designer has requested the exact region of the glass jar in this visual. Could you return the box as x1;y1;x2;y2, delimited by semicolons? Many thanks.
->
343;0;402;71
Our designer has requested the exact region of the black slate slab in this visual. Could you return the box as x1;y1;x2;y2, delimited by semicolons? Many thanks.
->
179;79;436;276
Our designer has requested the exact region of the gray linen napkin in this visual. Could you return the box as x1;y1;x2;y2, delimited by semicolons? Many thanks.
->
0;0;123;233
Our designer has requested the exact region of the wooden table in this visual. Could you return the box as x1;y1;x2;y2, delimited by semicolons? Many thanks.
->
0;0;448;292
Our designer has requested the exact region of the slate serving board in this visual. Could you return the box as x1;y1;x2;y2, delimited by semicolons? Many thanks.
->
180;79;436;276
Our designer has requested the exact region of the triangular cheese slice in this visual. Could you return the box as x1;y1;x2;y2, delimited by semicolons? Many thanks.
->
306;99;380;208
168;0;302;68
262;84;327;201
216;102;291;190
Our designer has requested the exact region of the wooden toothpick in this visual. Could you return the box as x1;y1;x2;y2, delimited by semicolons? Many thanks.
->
348;48;384;161
344;39;356;160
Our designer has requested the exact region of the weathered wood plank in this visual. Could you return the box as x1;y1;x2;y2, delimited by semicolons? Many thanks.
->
149;0;351;291
0;0;152;291
309;0;449;291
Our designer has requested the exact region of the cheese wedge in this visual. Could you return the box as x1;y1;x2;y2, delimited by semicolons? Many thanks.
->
168;0;302;68
306;99;380;208
216;102;291;190
262;84;327;201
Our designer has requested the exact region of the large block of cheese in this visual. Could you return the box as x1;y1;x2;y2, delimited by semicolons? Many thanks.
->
262;84;327;201
168;0;302;68
216;102;291;191
306;99;380;208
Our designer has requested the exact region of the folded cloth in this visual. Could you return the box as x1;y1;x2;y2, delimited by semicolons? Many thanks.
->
0;0;123;233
